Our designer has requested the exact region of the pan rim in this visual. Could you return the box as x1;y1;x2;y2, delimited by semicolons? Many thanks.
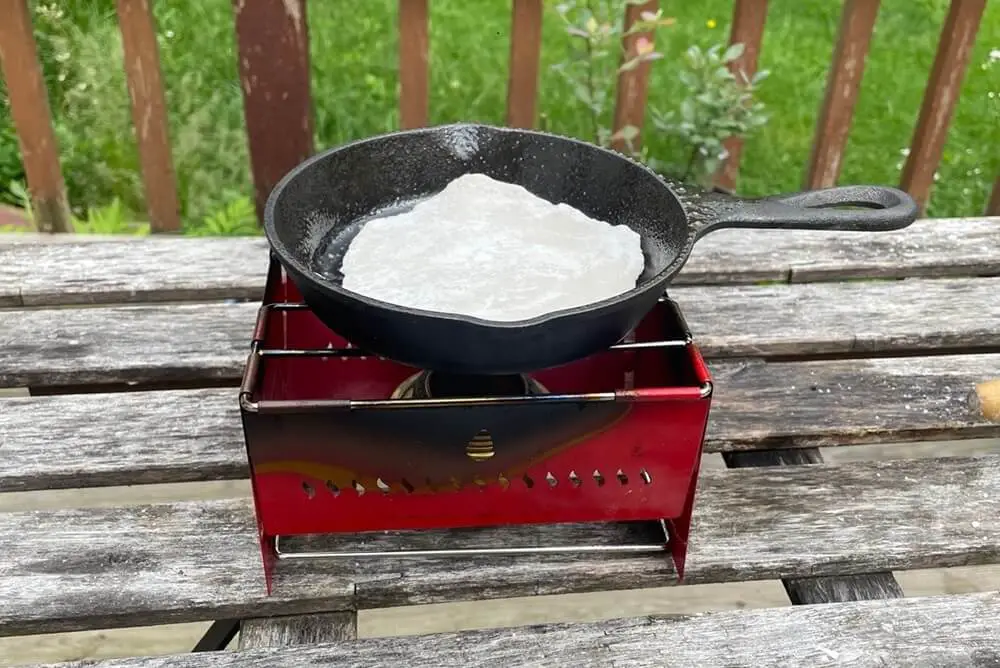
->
263;122;694;330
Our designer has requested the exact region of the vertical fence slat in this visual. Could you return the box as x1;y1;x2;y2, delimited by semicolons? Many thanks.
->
714;0;768;192
611;1;657;153
399;0;430;129
0;0;73;233
116;0;181;233
900;0;986;212
233;0;314;221
805;0;880;190
988;176;1000;216
505;0;543;128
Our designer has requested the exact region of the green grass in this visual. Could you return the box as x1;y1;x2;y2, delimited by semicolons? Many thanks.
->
0;0;997;232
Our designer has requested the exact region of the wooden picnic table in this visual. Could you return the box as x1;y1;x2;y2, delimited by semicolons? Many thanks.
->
1;216;1000;666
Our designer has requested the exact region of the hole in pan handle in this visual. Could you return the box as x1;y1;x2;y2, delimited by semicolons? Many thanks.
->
692;185;918;238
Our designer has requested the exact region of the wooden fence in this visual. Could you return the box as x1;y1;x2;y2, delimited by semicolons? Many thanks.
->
0;0;997;234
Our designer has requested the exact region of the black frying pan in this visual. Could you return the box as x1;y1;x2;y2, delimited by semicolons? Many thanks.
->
264;123;917;375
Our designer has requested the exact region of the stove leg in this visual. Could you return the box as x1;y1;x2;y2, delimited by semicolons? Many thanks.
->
191;619;241;652
239;611;358;648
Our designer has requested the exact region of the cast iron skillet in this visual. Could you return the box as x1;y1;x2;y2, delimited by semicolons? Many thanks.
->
264;123;917;375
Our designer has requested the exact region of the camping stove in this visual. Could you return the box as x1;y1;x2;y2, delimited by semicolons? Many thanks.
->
240;257;713;592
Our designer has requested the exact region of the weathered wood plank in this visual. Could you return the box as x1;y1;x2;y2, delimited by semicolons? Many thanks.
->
233;0;313;220
2;455;999;635
0;0;73;233
3;354;998;492
37;592;1000;668
398;0;429;129
115;0;181;233
611;1;657;153
239;612;357;649
505;0;543;128
0;236;270;306
714;0;768;192
725;448;904;606
1;218;997;306
805;0;880;189
900;0;986;212
4;277;999;388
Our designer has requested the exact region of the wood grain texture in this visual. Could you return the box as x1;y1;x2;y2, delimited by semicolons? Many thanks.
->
900;0;986;212
233;0;314;220
714;0;768;192
2;455;999;634
4;354;998;492
0;301;256;388
0;236;270;306
725;448;904;606
398;0;429;129
37;592;1000;668
239;612;357;649
805;0;880;189
611;1;657;153
5;277;998;388
0;0;72;233
505;0;543;128
115;0;180;233
2;218;997;306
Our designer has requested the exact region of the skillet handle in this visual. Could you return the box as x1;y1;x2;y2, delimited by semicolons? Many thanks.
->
692;185;918;239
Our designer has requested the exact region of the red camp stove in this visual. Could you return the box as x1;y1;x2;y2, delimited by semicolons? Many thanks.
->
240;257;713;593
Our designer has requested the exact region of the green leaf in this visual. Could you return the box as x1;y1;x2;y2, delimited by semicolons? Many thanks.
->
723;42;745;62
680;97;696;122
752;69;770;84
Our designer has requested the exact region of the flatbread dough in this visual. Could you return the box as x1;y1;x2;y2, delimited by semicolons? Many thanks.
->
340;173;644;321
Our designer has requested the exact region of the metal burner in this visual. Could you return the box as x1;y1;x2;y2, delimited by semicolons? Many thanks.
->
391;371;549;400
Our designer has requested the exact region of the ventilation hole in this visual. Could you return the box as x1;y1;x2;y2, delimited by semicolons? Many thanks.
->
545;472;558;488
568;470;581;487
400;478;415;493
640;468;652;484
352;480;365;496
473;476;487;489
498;473;510;489
301;481;315;499
523;474;535;489
325;480;340;497
425;477;437;492
593;469;605;487
450;476;463;490
616;469;629;485
376;478;390;494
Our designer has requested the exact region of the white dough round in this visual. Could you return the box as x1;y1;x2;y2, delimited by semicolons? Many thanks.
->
340;173;645;322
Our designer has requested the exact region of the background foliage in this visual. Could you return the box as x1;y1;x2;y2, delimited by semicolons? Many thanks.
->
0;0;997;234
